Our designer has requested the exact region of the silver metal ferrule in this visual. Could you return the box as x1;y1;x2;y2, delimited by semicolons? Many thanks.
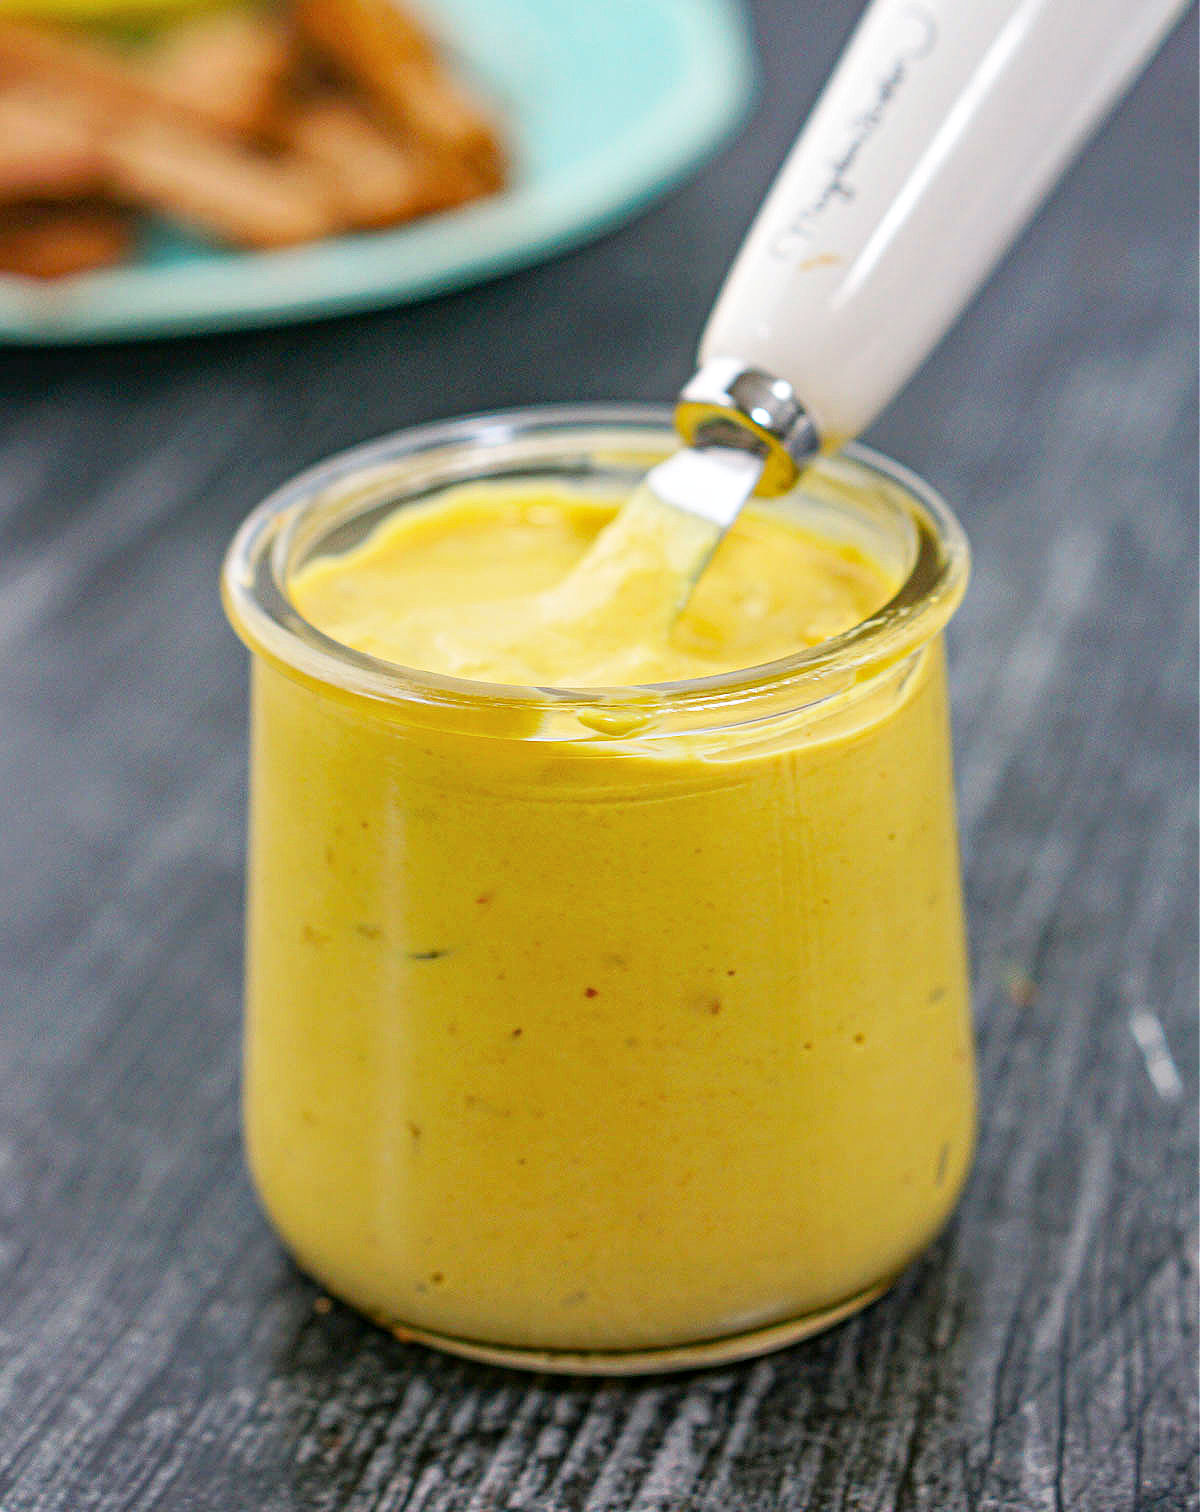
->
674;359;820;497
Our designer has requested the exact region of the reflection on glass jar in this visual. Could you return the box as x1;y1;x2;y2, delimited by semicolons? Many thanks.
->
222;406;975;1373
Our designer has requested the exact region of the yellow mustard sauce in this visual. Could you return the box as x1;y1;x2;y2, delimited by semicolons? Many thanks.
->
240;482;975;1355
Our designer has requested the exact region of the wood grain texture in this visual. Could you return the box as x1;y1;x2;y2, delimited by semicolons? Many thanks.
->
0;2;1196;1507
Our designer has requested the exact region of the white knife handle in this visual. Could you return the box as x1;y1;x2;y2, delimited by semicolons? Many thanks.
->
697;0;1188;448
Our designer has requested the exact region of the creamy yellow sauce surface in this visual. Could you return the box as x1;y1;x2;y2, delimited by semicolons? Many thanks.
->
291;483;895;686
240;481;975;1355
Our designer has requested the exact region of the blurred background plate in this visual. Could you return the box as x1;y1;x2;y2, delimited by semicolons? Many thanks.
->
0;0;756;343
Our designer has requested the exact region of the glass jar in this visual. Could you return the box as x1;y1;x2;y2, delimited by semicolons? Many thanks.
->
222;405;974;1374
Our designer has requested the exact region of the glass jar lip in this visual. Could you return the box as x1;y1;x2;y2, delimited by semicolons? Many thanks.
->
221;403;969;723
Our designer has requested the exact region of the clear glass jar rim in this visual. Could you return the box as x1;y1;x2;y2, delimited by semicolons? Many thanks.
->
221;403;969;722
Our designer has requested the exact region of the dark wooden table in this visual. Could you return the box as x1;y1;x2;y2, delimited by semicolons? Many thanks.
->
1;3;1196;1507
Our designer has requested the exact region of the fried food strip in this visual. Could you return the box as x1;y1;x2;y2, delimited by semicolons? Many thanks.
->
284;94;433;228
294;0;503;180
0;14;289;139
0;18;171;119
0;201;133;279
139;10;293;136
105;116;341;248
386;53;503;186
0;80;105;203
284;93;489;229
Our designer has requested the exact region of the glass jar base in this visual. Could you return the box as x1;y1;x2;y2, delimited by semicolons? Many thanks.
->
381;1277;897;1376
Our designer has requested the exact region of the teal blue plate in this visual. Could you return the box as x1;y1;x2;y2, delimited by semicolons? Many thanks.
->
0;0;755;343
